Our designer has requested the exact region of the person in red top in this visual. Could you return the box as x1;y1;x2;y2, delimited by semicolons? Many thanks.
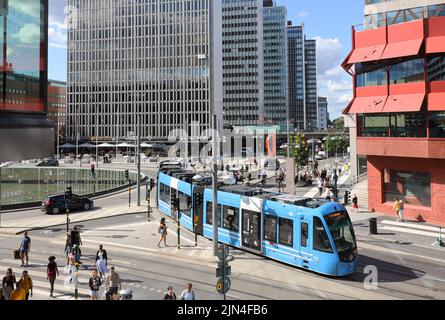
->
47;256;59;297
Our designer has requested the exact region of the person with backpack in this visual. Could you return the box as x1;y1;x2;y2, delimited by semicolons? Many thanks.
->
181;283;196;300
163;286;176;300
18;270;33;300
157;218;168;248
352;194;358;213
64;233;72;265
47;256;59;297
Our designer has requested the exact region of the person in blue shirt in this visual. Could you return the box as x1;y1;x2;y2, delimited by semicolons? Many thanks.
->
18;232;31;267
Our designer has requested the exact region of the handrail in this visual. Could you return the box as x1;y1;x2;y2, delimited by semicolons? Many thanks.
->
352;172;368;185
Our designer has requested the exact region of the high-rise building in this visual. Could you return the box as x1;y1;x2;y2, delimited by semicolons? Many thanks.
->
0;0;53;162
287;22;318;132
67;0;222;143
318;96;329;131
48;80;67;146
222;0;264;128
343;0;445;224
287;22;305;131
263;1;288;133
304;39;318;132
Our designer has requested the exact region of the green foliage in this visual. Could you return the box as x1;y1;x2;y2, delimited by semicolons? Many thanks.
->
332;118;345;130
289;133;309;168
324;136;349;155
145;149;152;157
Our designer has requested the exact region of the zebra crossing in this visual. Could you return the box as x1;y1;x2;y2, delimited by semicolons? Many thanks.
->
304;173;350;198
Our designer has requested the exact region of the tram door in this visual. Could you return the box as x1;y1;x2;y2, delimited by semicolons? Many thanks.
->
241;210;261;252
299;219;312;270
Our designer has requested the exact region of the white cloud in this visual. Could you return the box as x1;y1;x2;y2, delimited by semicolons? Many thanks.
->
313;36;353;119
48;0;67;49
13;23;40;44
298;11;309;18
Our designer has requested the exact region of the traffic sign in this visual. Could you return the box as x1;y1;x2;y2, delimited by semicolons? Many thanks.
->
217;244;229;261
216;277;231;295
216;266;231;278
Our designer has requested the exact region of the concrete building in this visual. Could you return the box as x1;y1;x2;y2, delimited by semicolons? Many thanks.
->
222;0;264;128
0;0;53;162
67;0;222;143
343;0;445;224
287;22;305;132
48;80;67;147
304;39;318;132
263;1;288;133
317;96;329;131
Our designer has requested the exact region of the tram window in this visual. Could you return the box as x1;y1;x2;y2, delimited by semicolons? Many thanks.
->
206;202;221;227
313;217;333;253
301;222;308;247
178;191;191;217
160;183;170;203
264;215;277;242
279;218;293;247
222;206;239;232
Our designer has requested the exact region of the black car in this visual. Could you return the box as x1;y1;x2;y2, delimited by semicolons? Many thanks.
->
36;159;59;167
41;193;94;215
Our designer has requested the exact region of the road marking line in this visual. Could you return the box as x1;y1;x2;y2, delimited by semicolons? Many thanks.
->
379;226;439;238
199;250;211;259
381;220;443;233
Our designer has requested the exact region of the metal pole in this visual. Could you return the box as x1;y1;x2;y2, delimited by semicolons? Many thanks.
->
0;166;2;229
96;110;99;169
74;264;79;299
66;199;69;233
177;209;181;250
128;180;131;207
209;0;218;257
137;117;141;206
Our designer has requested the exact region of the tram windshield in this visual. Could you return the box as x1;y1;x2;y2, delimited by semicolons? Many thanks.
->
324;211;357;262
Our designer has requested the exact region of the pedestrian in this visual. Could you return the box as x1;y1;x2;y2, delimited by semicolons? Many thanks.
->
18;270;33;300
2;268;16;300
67;248;76;283
64;233;72;264
72;244;82;265
47;256;59;297
105;266;122;300
95;244;108;280
89;270;102;300
399;199;405;223
181;283;196;300
70;226;82;256
318;177;323;196
18;231;31;267
0;287;4;300
352;194;358;213
163;286;177;300
157;218;168;248
393;198;402;222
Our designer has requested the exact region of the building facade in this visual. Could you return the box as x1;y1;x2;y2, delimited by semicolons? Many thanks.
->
48;80;67;146
222;0;264;128
304;39;318;132
287;22;305;131
0;0;53;162
343;2;445;224
263;1;288;133
318;96;329;131
67;0;222;143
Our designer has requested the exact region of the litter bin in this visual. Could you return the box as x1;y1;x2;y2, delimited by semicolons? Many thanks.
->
369;218;378;235
119;289;133;300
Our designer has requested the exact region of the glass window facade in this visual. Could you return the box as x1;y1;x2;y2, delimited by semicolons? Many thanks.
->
0;0;47;113
358;114;390;137
429;4;445;17
356;63;387;87
429;112;445;138
384;170;431;207
358;113;427;138
390;59;424;85
428;55;445;82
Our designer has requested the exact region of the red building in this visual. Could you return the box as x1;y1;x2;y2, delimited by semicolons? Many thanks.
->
48;80;67;145
343;17;445;225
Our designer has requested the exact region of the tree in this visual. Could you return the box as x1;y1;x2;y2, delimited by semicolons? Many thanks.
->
324;136;349;156
332;118;345;130
289;133;309;171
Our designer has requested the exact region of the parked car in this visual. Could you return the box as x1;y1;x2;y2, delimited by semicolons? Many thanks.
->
41;193;94;215
36;159;59;167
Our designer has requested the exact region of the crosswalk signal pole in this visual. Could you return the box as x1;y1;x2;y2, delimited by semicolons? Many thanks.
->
74;264;79;299
128;180;131;208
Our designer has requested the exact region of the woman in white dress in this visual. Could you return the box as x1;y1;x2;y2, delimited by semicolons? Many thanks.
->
95;245;108;280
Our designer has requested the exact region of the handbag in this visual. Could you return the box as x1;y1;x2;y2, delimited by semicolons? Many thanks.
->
13;250;20;260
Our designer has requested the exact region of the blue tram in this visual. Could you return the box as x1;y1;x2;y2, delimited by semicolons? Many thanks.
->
157;161;358;276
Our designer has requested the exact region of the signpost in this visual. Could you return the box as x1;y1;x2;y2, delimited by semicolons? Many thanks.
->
216;244;231;300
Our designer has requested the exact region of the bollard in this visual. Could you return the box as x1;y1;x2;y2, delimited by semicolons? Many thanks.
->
369;218;378;235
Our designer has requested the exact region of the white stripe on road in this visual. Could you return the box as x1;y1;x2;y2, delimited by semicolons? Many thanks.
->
379;226;440;239
381;220;444;233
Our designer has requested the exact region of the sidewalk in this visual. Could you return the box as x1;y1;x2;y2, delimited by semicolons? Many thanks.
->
347;206;445;251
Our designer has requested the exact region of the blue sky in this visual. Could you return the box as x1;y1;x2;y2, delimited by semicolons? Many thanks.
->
48;0;365;119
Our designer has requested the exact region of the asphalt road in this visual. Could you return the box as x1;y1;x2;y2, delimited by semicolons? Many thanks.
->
1;210;445;300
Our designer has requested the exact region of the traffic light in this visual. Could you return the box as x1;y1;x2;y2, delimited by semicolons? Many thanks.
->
150;178;155;191
344;191;350;205
66;187;73;198
91;164;95;176
124;169;129;181
194;192;203;210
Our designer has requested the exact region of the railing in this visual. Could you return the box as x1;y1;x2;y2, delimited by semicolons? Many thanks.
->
352;172;368;185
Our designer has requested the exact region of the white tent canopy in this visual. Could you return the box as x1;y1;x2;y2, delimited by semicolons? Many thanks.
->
98;143;114;147
140;143;153;148
79;143;96;148
60;143;75;148
117;142;135;147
